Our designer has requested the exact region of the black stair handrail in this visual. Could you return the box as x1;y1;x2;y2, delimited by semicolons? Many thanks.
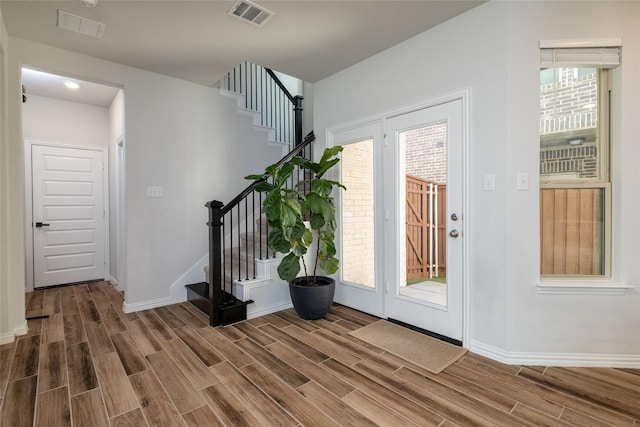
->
205;131;315;326
222;62;304;147
264;68;304;146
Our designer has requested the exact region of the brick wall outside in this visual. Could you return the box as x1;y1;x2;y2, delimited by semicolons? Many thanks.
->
540;69;599;178
341;140;375;288
405;123;447;183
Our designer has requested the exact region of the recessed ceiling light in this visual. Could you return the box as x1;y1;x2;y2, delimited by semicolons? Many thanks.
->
65;81;81;90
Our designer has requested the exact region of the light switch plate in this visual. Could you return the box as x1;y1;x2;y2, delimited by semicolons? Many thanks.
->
517;173;529;191
483;174;495;191
146;186;163;197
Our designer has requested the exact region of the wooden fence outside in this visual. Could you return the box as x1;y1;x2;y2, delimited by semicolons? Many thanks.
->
406;175;447;280
540;188;603;275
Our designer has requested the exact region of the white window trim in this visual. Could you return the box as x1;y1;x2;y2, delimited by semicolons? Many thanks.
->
536;279;635;295
539;42;622;286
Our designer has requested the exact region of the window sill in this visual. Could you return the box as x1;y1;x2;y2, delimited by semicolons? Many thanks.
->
536;280;635;295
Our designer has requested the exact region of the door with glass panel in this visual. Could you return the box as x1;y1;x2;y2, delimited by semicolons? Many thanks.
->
386;99;464;342
334;122;385;317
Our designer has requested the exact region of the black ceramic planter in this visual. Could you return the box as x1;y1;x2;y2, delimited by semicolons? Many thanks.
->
289;276;335;320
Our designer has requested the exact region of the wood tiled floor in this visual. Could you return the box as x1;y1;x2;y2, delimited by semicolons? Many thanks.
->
1;281;639;426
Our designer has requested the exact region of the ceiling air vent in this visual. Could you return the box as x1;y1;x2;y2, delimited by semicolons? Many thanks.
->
228;0;274;27
57;10;105;39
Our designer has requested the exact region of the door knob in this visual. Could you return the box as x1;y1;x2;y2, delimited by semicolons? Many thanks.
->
451;213;459;221
449;229;459;238
35;222;50;228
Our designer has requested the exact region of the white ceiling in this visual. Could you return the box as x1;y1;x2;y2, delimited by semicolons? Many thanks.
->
3;0;484;104
22;67;120;107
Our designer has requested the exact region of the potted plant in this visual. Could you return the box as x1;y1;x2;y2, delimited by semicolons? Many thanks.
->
245;146;345;319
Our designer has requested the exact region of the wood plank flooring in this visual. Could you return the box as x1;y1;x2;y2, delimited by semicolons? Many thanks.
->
1;281;638;426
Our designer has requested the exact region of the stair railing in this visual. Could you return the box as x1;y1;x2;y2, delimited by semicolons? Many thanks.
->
205;132;315;326
221;62;304;148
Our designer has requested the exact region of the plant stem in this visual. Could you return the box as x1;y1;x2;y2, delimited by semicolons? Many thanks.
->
301;254;309;286
312;236;321;286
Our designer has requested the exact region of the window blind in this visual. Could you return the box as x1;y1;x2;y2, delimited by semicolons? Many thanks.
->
540;39;622;68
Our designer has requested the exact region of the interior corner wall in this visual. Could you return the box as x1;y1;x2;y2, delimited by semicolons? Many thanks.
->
7;37;283;310
314;1;511;351
314;0;640;363
0;10;27;343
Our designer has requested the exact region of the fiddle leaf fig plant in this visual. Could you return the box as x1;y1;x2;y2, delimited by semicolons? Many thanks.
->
245;146;345;286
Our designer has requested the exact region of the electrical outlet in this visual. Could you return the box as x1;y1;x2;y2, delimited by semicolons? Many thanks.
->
146;186;163;197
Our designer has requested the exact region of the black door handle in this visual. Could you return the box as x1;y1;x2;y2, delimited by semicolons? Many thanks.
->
35;222;50;228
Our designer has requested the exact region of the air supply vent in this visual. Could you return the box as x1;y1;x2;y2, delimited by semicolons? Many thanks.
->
228;0;274;27
57;10;105;39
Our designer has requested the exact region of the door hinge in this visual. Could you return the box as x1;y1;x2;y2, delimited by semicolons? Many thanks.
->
385;281;390;294
103;209;105;218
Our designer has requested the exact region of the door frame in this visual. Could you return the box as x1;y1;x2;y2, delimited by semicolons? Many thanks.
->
328;88;471;347
24;140;110;291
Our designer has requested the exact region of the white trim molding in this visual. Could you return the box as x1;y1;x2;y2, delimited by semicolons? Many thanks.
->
0;321;29;345
470;340;640;368
536;281;635;295
122;296;171;313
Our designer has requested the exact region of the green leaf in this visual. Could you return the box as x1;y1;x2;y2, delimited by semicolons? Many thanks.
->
319;257;339;274
320;146;344;163
311;179;333;197
278;253;301;282
276;162;295;186
268;228;291;253
265;164;278;177
319;237;336;258
280;197;302;228
309;213;325;230
315;158;340;178
304;193;330;215
253;182;275;193
302;228;313;246
245;173;267;181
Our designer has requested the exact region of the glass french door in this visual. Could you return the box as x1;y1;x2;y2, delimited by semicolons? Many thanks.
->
334;98;465;343
386;99;464;342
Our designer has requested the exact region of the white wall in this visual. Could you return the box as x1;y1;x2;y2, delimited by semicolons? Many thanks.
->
22;95;110;147
314;1;640;364
502;1;640;359
0;9;27;343
5;38;283;320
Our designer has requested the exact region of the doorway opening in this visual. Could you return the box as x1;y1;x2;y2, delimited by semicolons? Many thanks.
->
21;67;124;291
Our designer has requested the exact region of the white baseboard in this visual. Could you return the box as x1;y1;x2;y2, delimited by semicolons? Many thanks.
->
248;300;293;319
0;321;29;345
470;340;640;368
122;296;171;314
0;331;15;345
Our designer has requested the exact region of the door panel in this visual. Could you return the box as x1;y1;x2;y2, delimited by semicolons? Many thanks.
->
386;99;464;342
32;145;106;288
333;122;385;317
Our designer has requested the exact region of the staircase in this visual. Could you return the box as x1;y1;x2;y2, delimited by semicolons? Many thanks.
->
185;63;313;326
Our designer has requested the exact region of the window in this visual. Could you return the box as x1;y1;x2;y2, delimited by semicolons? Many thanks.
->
539;42;619;277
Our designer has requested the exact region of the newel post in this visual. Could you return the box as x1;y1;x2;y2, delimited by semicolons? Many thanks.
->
206;200;224;326
293;95;304;147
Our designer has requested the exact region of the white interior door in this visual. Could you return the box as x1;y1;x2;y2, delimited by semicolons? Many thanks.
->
32;145;106;288
386;99;464;342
